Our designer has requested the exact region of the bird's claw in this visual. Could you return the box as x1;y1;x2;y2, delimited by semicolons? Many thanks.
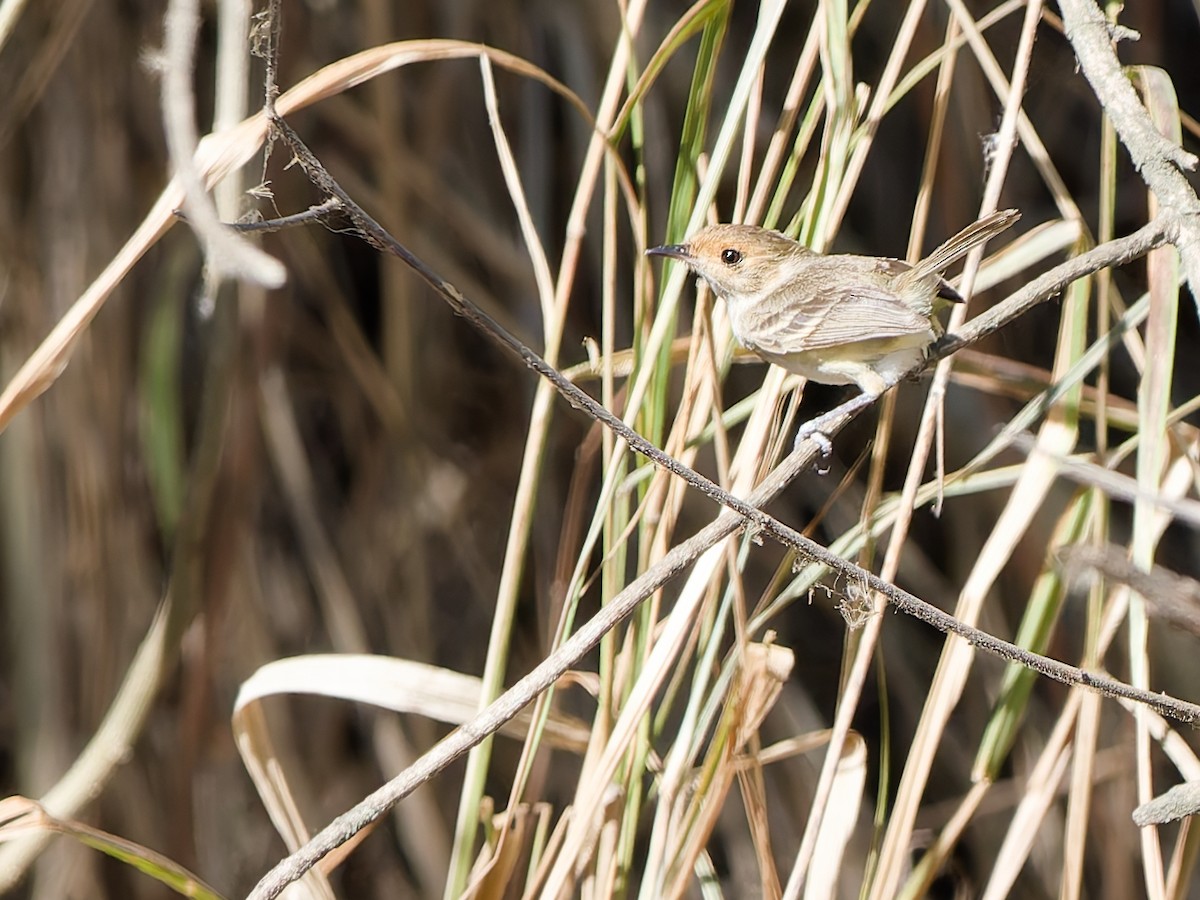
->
793;425;833;473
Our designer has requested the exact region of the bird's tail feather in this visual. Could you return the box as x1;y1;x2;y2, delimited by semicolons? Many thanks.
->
907;208;1020;283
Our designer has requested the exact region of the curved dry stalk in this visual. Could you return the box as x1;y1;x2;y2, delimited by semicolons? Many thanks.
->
162;0;285;288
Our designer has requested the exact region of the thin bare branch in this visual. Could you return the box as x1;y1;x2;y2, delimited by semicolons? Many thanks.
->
1057;0;1200;302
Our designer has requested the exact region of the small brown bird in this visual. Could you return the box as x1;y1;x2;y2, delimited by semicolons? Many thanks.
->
647;209;1019;398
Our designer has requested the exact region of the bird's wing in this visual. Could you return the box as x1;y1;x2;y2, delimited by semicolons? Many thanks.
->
749;283;933;355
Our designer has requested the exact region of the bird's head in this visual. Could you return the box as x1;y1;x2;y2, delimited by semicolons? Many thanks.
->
647;224;807;301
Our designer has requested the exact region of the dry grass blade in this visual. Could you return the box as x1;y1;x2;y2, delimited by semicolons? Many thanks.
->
659;641;792;900
234;655;590;753
0;797;225;899
804;732;865;899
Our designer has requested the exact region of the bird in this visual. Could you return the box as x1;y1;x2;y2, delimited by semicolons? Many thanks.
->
647;209;1019;451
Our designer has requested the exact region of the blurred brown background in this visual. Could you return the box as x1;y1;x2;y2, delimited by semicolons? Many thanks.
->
1;2;1199;898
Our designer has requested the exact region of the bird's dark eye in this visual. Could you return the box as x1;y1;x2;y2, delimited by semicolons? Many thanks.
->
720;248;743;266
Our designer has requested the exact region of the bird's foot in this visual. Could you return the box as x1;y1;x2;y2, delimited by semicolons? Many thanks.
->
792;418;834;474
791;390;882;471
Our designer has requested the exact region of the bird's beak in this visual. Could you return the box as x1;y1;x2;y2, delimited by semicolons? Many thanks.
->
646;243;692;262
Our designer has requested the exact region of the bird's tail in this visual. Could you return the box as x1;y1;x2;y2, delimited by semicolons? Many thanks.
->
906;208;1020;283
